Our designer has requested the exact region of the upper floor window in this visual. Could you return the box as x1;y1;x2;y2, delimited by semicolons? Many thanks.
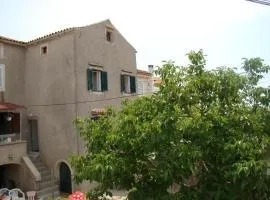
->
121;75;136;94
40;45;48;55
106;30;113;42
87;67;108;92
0;64;5;91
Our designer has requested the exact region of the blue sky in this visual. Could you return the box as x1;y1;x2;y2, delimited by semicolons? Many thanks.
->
1;0;270;84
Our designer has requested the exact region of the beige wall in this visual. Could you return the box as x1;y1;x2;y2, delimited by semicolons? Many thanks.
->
0;141;27;165
75;21;137;104
0;43;25;105
24;32;77;169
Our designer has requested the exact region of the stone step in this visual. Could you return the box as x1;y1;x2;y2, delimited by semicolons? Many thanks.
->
33;161;46;167
39;180;58;189
28;153;59;199
37;185;59;198
36;165;47;171
38;190;60;200
41;174;52;182
40;170;50;176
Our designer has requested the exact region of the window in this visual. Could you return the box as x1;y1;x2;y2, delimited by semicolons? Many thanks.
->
87;68;108;92
106;30;112;42
92;71;101;91
0;64;5;91
121;75;136;94
41;45;48;55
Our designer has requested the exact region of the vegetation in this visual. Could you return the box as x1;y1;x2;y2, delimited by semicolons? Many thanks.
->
71;50;270;200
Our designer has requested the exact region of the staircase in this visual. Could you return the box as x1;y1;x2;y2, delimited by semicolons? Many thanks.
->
28;153;60;199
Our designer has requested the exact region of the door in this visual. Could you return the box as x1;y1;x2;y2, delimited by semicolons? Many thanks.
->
29;119;39;152
59;162;72;194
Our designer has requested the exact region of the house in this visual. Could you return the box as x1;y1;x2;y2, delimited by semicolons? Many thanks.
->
137;65;161;95
136;65;153;95
0;19;137;198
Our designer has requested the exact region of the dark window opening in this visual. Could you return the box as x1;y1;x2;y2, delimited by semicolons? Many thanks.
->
106;31;112;42
0;112;20;135
41;46;47;55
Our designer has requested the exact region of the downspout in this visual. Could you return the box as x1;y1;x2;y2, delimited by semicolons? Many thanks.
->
73;30;79;155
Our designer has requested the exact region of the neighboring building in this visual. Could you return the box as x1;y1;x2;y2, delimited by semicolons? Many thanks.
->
0;19;137;198
137;65;161;95
136;65;153;95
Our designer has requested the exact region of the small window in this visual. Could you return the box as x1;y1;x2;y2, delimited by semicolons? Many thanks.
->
121;75;136;94
0;64;5;91
87;68;108;92
41;45;48;55
106;30;112;42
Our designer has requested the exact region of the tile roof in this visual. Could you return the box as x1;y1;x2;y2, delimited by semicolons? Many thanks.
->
0;28;75;47
0;36;26;47
0;19;137;52
0;19;110;47
0;102;25;110
137;69;152;76
27;27;75;46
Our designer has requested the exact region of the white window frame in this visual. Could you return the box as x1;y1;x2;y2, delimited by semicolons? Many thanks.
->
0;64;5;91
92;70;101;92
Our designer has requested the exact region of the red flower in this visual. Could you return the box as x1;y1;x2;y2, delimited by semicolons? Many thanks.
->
69;191;85;200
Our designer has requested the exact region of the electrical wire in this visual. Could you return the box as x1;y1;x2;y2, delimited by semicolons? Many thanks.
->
26;93;146;108
246;0;270;6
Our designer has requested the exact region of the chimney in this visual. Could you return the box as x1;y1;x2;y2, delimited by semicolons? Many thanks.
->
148;65;154;74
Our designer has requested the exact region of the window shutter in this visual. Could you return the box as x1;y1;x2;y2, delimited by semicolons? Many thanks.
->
121;75;125;92
87;68;92;90
130;76;136;93
101;71;108;91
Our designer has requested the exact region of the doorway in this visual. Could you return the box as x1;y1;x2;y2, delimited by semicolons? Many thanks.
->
29;119;39;152
59;162;72;194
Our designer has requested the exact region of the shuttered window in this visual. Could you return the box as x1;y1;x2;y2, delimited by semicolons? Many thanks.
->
130;76;136;93
87;68;108;92
101;71;108;91
121;75;136;94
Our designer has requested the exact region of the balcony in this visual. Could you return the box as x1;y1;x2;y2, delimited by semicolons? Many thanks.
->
0;102;26;165
0;138;27;165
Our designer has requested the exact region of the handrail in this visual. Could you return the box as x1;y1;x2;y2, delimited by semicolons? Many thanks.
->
22;156;41;181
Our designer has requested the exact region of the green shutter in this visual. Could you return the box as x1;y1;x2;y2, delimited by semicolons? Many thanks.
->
121;75;125;92
87;68;92;90
130;76;136;93
101;71;108;91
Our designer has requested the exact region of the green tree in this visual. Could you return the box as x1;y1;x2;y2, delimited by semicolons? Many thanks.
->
71;50;270;200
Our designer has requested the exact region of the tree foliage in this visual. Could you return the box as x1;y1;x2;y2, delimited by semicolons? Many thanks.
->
71;50;270;200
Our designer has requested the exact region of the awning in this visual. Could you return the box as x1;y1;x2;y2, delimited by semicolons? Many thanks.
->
0;102;25;110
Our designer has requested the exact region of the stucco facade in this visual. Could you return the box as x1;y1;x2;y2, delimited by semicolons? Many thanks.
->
0;19;137;196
